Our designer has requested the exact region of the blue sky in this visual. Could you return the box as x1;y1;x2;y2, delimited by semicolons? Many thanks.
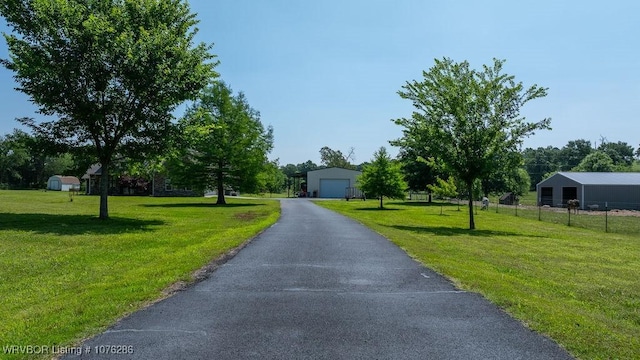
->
1;0;639;165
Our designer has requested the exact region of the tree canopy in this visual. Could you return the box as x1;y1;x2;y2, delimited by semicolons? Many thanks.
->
0;0;216;218
598;140;635;167
357;147;406;209
572;151;615;172
319;146;356;169
258;160;286;195
170;81;273;204
559;139;593;171
393;58;550;229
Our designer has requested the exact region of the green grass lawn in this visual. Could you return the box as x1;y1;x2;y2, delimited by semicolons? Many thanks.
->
316;199;640;360
0;190;280;360
239;191;290;198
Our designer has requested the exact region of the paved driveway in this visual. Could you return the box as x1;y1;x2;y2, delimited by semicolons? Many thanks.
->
65;200;572;359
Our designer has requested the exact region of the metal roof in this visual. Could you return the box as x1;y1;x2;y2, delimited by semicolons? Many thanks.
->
50;175;81;184
557;172;640;185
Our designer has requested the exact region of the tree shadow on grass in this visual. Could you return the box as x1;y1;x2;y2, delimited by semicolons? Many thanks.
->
354;207;403;211
0;213;164;236
141;203;264;208
386;224;545;238
392;201;462;208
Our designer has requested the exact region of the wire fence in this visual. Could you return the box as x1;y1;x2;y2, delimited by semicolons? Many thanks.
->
406;192;640;235
488;201;640;235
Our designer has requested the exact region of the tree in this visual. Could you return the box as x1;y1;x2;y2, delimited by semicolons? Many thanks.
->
0;130;29;188
319;146;356;169
572;151;615;172
171;82;273;204
280;163;299;178
296;160;320;173
598;140;634;167
559;139;593;171
394;58;549;229
505;168;531;198
478;149;525;197
396;147;438;194
258;160;286;196
357;147;406;209
522;146;561;189
1;0;216;218
427;176;458;214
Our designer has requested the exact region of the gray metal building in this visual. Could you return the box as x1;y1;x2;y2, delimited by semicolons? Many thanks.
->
536;172;640;210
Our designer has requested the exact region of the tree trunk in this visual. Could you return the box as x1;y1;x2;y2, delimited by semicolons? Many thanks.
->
99;161;109;219
467;182;475;230
216;170;226;205
379;196;383;209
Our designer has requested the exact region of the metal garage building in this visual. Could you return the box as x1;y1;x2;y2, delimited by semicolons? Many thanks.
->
536;172;640;210
306;167;362;198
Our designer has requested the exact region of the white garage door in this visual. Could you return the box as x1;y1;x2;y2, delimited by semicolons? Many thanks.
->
319;179;350;198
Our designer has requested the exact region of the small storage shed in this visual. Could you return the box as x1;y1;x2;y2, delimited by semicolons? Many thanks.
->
47;175;81;191
536;172;640;210
306;167;362;198
499;192;517;205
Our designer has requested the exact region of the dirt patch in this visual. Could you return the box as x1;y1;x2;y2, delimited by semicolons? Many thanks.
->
234;211;258;221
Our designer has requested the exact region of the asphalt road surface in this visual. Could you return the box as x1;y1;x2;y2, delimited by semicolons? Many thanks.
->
64;199;573;359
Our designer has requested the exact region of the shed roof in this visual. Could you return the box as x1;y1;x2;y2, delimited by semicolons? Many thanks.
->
555;172;640;185
51;175;81;184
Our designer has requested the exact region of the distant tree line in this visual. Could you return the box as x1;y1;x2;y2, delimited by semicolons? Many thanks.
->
522;138;638;189
0;129;94;190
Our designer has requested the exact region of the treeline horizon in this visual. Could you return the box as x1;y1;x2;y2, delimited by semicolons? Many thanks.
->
1;125;639;193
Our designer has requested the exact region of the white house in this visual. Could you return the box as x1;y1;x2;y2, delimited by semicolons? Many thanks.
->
306;167;362;198
47;175;81;191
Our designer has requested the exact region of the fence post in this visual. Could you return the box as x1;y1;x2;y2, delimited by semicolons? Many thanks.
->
568;207;571;226
605;202;608;233
538;206;541;221
515;203;518;217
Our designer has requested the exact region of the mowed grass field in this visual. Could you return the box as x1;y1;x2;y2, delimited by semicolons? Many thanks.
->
317;200;640;360
0;190;280;360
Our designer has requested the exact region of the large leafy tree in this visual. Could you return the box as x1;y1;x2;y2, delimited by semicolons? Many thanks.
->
598;140;634;167
559;139;593;171
394;58;549;229
522;146;561;189
357;147;406;209
1;0;216;218
572;151;615;172
396;147;438;194
0;130;29;187
319;146;356;169
172;82;273;205
296;160;320;173
258;160;286;196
